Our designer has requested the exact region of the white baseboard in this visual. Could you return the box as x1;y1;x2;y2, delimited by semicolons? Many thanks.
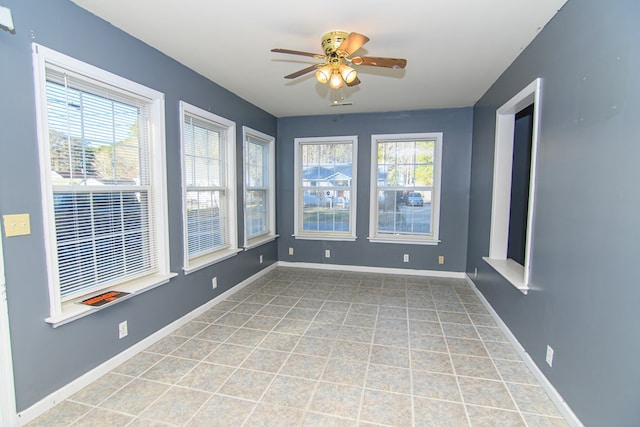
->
16;263;278;426
277;261;466;279
464;274;584;427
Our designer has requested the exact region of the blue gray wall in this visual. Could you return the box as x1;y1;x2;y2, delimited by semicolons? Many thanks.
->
466;0;640;425
0;0;277;411
277;109;473;272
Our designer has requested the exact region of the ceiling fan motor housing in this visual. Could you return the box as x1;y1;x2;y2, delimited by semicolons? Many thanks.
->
321;31;349;55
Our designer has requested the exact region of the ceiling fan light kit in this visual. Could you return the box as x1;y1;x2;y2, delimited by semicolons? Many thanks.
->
271;30;407;92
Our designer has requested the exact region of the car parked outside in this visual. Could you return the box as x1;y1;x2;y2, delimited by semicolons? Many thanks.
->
405;191;424;207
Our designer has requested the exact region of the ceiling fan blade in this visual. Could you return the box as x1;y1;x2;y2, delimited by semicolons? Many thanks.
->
284;64;320;79
336;32;370;56
346;76;361;87
351;56;407;69
271;48;326;59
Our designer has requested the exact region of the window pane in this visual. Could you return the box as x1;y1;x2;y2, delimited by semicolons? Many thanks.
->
46;81;142;186
186;190;226;258
377;190;432;236
54;190;150;298
302;189;351;232
246;190;267;237
377;140;434;189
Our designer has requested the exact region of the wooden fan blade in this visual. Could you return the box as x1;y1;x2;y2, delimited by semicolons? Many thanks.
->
336;32;370;56
284;64;320;79
351;56;407;69
346;76;361;87
271;48;326;59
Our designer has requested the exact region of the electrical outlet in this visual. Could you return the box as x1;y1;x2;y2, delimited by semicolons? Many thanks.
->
403;254;409;263
325;249;331;258
259;254;263;264
546;345;554;367
288;247;294;255
438;255;445;265
474;267;478;278
212;277;217;289
118;321;128;339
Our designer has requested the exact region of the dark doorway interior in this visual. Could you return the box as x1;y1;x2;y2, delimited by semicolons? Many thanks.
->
507;103;534;265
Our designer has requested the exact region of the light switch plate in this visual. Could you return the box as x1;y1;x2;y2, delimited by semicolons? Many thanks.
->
3;214;31;237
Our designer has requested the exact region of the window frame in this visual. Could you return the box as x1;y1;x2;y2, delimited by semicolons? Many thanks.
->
32;43;173;326
368;132;443;245
242;126;277;249
294;135;358;241
179;101;239;273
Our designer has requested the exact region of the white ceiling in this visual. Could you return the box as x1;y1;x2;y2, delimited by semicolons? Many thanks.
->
71;0;567;118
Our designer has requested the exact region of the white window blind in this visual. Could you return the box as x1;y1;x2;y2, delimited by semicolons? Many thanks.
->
45;68;157;300
183;113;228;260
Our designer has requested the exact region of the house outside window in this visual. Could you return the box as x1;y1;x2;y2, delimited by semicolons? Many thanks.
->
369;133;442;245
294;136;357;241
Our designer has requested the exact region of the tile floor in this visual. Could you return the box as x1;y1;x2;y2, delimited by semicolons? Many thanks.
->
27;267;570;426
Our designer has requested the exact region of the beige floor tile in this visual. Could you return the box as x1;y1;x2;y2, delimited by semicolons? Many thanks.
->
188;394;255;427
69;372;132;405
177;362;234;392
262;375;317;408
217;368;274;401
240;348;289;373
25;401;92;427
139;386;210;425
321;358;367;387
99;378;169;416
245;403;304;427
140;356;198;384
72;407;135;427
366;364;412;395
412;370;462;402
466;405;525;427
280;353;328;380
451;354;501;380
359;389;413;426
309;382;362;418
413;397;469;426
457;377;517;410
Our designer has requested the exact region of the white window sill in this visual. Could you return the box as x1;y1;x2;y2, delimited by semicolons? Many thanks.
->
482;257;529;295
244;234;279;250
184;248;242;275
45;272;178;328
367;236;440;246
293;234;357;242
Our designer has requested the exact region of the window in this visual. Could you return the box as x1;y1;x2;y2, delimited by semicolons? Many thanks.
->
180;102;238;272
484;78;541;294
294;136;357;241
369;133;442;245
33;44;172;324
243;127;276;248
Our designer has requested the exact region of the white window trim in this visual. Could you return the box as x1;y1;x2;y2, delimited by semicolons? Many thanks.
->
368;132;443;245
32;43;174;327
242;126;278;249
180;101;239;274
293;135;358;241
483;78;541;295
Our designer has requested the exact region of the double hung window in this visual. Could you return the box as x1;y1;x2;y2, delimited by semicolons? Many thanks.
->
33;44;171;323
294;136;357;241
180;102;237;272
243;127;276;248
369;133;442;245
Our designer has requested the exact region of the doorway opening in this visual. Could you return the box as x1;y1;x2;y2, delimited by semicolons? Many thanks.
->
484;78;541;294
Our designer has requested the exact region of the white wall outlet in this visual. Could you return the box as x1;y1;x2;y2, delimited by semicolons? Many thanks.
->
403;254;409;263
118;321;128;339
546;345;554;367
288;247;294;255
212;277;217;290
438;255;445;265
325;249;330;258
259;254;263;264
474;267;478;278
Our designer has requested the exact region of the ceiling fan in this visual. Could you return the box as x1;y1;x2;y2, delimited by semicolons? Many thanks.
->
271;31;407;90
